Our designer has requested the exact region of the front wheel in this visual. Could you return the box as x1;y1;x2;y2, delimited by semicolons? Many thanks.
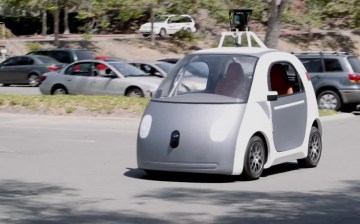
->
317;90;341;111
242;136;266;180
126;88;144;97
159;28;167;37
298;126;322;168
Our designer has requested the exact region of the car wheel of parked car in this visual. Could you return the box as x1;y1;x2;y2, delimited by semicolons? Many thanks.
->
317;90;341;111
2;84;10;87
159;28;167;37
52;86;68;95
28;74;40;87
142;34;150;37
242;136;265;180
126;88;144;97
298;126;322;168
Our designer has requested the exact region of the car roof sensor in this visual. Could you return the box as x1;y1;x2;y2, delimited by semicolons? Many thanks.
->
218;8;267;48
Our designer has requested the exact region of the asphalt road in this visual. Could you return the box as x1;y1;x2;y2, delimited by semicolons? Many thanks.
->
0;113;359;224
0;85;40;95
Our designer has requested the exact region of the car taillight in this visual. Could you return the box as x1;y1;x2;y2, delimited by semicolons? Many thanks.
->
306;72;311;81
48;65;59;71
40;75;47;83
348;74;360;83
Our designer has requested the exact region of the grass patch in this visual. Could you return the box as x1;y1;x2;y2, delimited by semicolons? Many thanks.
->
0;94;150;116
319;109;337;116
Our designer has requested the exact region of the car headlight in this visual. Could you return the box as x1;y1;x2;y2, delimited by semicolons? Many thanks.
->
139;115;152;139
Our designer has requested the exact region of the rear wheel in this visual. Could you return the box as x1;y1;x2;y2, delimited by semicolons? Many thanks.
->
142;34;150;37
28;74;40;87
2;84;10;87
126;88;144;97
242;136;265;180
317;90;341;111
298;126;322;168
52;86;68;95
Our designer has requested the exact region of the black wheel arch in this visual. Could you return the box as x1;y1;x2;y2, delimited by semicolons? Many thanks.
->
51;84;68;94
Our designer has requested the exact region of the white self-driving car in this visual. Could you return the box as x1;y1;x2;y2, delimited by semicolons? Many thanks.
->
139;14;196;37
137;45;322;180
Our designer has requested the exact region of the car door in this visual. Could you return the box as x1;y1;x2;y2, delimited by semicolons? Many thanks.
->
90;62;124;95
62;62;95;94
0;57;20;83
269;62;307;152
167;16;180;34
14;56;34;83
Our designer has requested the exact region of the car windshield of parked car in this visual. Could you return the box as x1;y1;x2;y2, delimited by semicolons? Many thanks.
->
153;54;257;103
156;62;174;74
109;62;147;77
76;50;94;61
154;15;169;22
348;56;360;73
36;56;59;64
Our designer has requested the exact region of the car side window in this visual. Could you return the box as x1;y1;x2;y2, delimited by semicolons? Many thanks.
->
18;57;33;65
1;57;19;66
299;58;323;72
269;62;304;96
324;58;342;72
65;62;92;76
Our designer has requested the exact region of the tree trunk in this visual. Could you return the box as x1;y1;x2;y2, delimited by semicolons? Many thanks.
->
63;6;70;35
264;0;288;48
41;9;47;36
53;3;60;46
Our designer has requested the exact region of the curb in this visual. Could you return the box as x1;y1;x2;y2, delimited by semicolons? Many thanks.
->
319;112;356;122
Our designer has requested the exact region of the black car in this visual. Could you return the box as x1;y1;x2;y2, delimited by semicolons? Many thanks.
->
0;55;64;87
27;48;94;64
294;51;360;111
157;58;180;64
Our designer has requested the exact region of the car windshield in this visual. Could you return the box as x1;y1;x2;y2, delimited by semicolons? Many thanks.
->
76;50;94;60
36;56;59;64
156;62;175;74
348;56;360;73
154;15;169;22
109;62;147;76
153;54;258;103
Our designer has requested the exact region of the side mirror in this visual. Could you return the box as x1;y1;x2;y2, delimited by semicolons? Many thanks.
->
267;91;278;101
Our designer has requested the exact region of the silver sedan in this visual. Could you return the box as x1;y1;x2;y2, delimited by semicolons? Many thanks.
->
39;60;163;97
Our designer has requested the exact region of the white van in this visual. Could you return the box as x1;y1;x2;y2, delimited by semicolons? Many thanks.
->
139;14;196;37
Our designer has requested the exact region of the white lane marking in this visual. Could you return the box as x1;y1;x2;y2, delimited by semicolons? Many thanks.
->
0;135;96;143
0;126;137;133
274;100;305;110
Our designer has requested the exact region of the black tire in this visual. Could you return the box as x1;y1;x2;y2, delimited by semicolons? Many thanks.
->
242;136;266;180
298;126;322;168
142;34;150;37
317;90;341;111
2;84;10;87
159;28;167;37
126;87;144;97
52;86;68;95
28;73;40;87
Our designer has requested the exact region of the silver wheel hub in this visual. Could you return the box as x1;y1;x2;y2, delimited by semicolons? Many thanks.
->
249;142;264;174
319;94;337;110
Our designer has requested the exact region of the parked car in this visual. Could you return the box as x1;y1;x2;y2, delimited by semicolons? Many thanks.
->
139;14;196;37
0;55;65;87
129;61;175;78
39;60;162;97
27;48;94;64
137;47;322;180
294;51;360;111
157;58;180;64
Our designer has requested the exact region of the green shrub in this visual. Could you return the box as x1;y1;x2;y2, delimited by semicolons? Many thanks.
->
25;42;43;52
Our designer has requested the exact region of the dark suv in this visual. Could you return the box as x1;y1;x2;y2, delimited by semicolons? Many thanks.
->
27;48;94;64
294;51;360;111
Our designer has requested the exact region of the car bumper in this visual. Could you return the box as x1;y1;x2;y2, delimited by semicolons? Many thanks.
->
340;89;360;104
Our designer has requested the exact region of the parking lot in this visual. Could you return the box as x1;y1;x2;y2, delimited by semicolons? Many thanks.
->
0;112;359;223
